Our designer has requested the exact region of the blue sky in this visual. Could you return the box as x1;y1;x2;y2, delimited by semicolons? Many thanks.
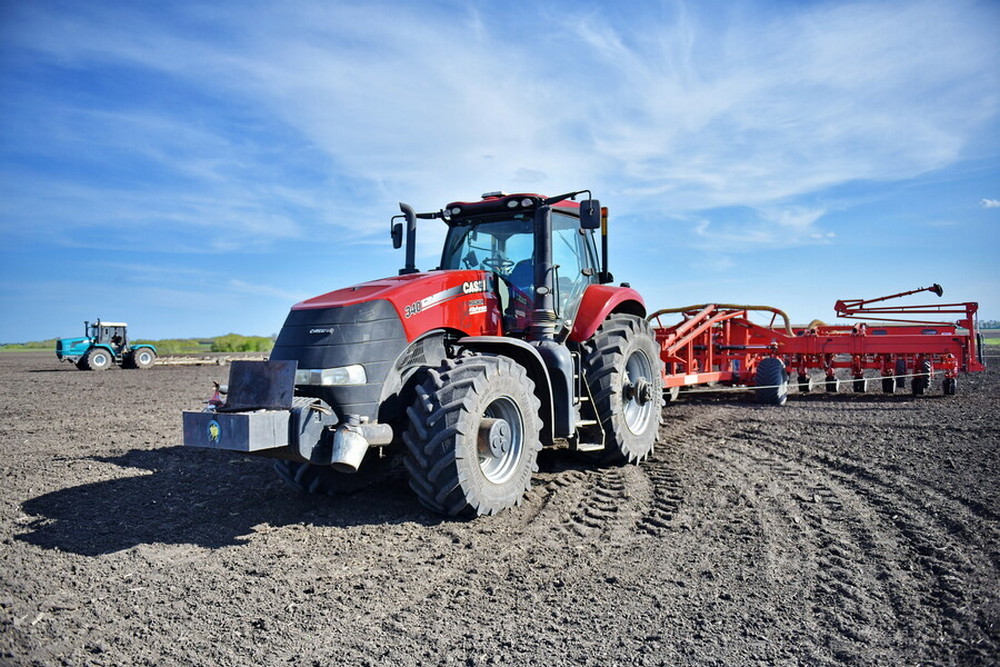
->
1;0;998;343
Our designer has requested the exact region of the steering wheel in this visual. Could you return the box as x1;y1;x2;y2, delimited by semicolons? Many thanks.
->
482;256;515;272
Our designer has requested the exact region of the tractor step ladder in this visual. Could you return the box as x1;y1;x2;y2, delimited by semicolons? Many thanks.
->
570;365;605;452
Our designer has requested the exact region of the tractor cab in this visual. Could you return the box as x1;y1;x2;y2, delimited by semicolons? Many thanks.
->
89;320;129;353
438;193;604;335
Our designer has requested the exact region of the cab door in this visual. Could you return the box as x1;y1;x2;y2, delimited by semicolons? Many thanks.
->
551;213;600;326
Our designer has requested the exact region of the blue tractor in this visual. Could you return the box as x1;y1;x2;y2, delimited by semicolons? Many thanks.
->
56;320;157;371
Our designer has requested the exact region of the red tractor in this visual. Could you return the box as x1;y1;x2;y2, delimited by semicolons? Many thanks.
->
183;191;664;516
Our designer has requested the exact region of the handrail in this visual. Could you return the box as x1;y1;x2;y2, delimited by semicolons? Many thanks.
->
648;304;794;336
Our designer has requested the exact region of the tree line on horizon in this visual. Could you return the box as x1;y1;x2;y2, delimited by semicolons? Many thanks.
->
1;334;276;354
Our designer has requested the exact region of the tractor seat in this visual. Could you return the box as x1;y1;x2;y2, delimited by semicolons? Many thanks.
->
508;259;534;296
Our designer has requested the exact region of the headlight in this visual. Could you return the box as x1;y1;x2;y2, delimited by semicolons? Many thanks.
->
295;365;367;386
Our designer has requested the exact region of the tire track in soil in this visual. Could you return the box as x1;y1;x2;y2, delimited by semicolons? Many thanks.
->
706;425;997;664
515;405;727;545
801;445;999;664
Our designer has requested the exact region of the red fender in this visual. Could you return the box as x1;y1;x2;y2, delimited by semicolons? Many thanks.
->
569;284;646;343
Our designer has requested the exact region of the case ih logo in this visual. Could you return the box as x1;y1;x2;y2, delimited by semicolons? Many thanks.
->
462;278;492;294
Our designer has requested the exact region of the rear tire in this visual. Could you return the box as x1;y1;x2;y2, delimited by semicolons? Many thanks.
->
403;355;542;517
130;348;156;369
83;347;113;371
582;315;664;465
754;357;788;406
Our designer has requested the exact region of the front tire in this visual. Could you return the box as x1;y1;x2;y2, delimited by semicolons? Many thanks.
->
582;315;664;465
403;356;542;517
83;347;113;371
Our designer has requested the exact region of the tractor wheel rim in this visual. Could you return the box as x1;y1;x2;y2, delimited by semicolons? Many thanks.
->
478;396;524;484
623;349;654;435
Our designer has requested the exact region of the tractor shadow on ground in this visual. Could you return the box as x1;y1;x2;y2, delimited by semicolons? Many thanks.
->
16;446;440;557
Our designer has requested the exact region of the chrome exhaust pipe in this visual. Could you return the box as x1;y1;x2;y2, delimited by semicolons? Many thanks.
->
329;417;394;473
330;425;369;473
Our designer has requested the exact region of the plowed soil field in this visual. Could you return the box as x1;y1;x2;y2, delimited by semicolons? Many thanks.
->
2;350;997;665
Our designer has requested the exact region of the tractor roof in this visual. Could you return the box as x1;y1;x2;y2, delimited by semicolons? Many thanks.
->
443;192;580;225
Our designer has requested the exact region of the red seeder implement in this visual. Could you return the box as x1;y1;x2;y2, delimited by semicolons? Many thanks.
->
648;284;985;404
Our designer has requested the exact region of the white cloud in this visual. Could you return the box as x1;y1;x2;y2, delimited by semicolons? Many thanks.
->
982;198;1000;208
688;205;832;252
579;1;998;213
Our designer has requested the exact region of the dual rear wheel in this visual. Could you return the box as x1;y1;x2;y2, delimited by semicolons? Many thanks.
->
403;355;543;517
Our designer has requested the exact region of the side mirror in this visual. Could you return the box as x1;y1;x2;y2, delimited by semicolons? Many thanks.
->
579;199;601;229
391;221;403;249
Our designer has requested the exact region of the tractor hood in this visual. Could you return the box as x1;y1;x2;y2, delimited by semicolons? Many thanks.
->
290;270;502;342
271;269;502;422
56;336;93;359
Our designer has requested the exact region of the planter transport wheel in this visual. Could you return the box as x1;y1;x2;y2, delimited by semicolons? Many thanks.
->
912;359;933;395
754;357;788;406
895;359;907;390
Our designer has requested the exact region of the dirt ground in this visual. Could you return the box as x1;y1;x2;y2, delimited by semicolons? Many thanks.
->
1;349;997;666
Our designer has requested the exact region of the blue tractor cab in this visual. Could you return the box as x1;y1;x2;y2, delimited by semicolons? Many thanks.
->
56;319;157;371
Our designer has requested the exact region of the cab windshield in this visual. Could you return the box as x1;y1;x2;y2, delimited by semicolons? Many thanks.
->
440;211;600;324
